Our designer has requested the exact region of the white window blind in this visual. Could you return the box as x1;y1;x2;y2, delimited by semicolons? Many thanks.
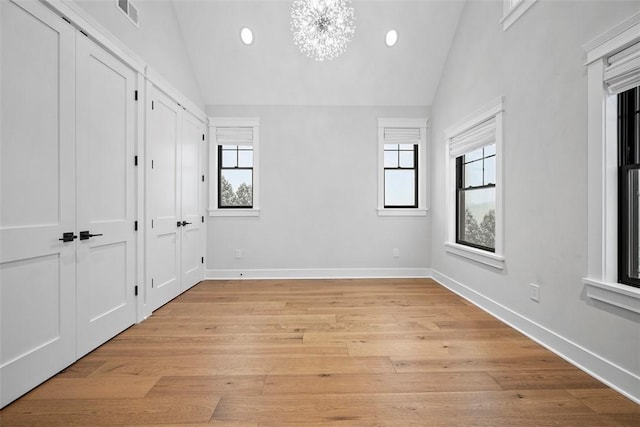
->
216;127;254;145
605;41;640;95
449;117;496;157
383;127;421;144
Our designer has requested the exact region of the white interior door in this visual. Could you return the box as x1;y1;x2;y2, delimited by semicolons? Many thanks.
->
75;35;137;357
0;0;76;407
180;112;205;291
147;87;182;312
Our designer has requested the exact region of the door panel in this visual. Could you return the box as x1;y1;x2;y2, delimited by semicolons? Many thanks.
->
147;88;182;311
0;0;76;407
75;35;136;357
181;112;205;290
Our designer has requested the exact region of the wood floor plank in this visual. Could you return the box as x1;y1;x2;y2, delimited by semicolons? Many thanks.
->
1;278;635;426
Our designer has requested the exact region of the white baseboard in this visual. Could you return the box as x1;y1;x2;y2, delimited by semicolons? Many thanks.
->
429;269;640;404
206;267;432;280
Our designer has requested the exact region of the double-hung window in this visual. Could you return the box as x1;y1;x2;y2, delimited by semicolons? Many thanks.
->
445;98;504;269
209;117;260;217
583;19;640;312
377;118;428;216
618;86;640;287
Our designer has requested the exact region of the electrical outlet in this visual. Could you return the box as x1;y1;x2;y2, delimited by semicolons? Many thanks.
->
393;248;400;258
530;283;540;302
235;249;242;259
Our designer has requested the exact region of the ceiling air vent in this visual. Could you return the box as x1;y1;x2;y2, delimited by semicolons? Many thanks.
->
116;0;139;27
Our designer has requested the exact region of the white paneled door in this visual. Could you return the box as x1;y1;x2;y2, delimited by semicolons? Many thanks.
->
180;112;205;291
147;86;205;312
147;88;182;312
0;0;77;407
75;35;137;358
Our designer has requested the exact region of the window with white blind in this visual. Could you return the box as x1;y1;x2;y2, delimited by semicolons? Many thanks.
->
377;118;428;216
584;15;640;313
209;117;260;217
445;98;504;269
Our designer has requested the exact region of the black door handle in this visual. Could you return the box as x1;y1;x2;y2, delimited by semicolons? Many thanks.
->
79;231;103;240
177;221;183;227
59;232;77;242
181;221;192;227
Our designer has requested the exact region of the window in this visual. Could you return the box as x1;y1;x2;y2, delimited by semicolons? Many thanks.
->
445;98;504;269
583;16;640;313
218;144;253;208
209;117;260;217
456;144;496;252
377;118;428;216
500;0;537;31
618;86;640;288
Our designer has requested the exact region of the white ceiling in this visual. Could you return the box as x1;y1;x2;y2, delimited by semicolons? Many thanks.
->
172;0;465;106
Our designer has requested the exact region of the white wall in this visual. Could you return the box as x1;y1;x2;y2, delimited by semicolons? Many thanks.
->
430;0;640;399
72;0;203;108
206;105;430;277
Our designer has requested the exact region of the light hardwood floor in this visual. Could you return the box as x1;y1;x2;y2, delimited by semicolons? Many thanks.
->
1;278;638;426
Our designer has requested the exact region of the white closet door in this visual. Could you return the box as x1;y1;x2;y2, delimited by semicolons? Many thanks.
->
180;112;205;290
0;0;76;407
75;35;137;357
147;87;182;312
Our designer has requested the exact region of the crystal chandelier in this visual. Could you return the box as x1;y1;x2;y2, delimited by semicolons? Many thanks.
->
291;0;356;62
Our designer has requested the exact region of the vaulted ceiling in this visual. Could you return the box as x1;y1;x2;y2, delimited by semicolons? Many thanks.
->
172;0;465;106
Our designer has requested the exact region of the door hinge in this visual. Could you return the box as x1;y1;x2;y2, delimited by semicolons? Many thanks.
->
134;220;138;231
202;134;205;141
134;90;138;101
134;285;138;296
201;175;205;182
201;257;204;264
79;30;89;38
151;219;154;228
151;160;154;169
151;100;155;110
151;278;154;288
201;216;204;223
134;155;138;166
62;16;71;24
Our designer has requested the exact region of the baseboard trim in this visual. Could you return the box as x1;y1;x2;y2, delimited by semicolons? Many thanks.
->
206;268;432;280
429;269;640;404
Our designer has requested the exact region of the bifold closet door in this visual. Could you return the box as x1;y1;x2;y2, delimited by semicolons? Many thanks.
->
75;35;137;357
147;87;182;312
0;0;77;407
180;112;205;291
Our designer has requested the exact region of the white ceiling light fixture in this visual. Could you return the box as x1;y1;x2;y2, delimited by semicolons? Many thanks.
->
240;27;254;45
385;29;398;47
291;0;356;62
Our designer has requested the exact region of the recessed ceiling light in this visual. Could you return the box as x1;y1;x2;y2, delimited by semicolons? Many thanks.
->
385;29;398;47
240;27;253;46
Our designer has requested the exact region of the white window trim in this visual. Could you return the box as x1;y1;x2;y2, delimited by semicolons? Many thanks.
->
377;118;429;217
208;117;260;217
583;12;640;314
500;0;537;31
444;97;505;270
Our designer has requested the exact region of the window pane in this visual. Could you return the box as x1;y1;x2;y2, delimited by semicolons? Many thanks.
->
399;150;414;168
484;144;496;157
464;160;483;188
399;144;414;151
385;169;416;207
458;187;495;250
221;148;237;168
384;150;398;168
238;148;253;167
484;155;496;185
465;147;483;163
626;168;640;280
220;169;252;207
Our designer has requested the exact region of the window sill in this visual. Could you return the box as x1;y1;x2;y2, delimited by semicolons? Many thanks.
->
209;208;260;217
583;278;640;314
444;242;505;270
377;208;428;217
500;0;537;31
